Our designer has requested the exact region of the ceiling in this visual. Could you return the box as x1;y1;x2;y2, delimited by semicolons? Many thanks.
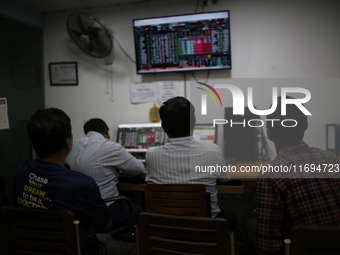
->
11;0;168;14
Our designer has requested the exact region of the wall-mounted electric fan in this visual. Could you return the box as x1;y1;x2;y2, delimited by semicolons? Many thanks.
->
66;12;113;58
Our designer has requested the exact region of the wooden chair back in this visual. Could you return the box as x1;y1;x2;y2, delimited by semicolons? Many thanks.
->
144;183;210;217
0;206;81;255
284;225;340;255
137;212;232;255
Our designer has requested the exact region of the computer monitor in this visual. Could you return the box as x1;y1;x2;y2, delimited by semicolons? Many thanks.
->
193;124;216;143
116;123;165;149
133;10;231;74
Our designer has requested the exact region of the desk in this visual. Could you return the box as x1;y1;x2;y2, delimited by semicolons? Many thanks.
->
118;162;266;194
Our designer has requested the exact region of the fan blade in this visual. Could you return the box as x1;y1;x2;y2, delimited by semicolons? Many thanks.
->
87;26;104;39
69;28;83;38
76;14;88;34
67;12;113;58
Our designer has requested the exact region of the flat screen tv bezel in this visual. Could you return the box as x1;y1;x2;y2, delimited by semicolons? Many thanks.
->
133;10;231;74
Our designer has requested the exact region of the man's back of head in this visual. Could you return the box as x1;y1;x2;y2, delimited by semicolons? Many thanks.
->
159;96;196;138
266;96;308;148
27;108;72;159
83;118;109;138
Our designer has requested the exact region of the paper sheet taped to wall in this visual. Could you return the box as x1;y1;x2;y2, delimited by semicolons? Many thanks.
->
130;82;157;103
157;81;182;103
0;98;10;130
129;81;183;104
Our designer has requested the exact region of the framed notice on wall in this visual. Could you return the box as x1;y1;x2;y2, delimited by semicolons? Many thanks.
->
49;62;78;85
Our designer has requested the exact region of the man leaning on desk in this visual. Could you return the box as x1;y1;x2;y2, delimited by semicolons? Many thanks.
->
145;96;237;231
67;118;144;228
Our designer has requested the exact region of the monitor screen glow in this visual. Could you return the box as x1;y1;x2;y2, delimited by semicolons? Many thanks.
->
133;11;231;74
193;124;216;143
116;123;165;149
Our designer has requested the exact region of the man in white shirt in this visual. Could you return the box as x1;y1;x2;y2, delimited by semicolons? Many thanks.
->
146;97;236;229
67;118;144;228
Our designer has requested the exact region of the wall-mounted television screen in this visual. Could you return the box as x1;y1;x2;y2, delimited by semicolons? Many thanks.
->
133;11;231;74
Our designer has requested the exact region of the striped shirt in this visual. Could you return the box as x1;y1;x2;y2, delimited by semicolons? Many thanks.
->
145;136;229;218
255;141;340;255
67;131;144;205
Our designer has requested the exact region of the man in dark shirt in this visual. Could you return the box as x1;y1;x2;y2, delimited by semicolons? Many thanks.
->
13;108;136;255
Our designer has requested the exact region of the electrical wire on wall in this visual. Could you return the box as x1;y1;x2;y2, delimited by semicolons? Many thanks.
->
105;63;114;102
192;0;212;91
112;36;136;64
111;64;114;102
194;0;200;13
103;42;114;102
106;64;110;96
183;72;187;98
104;35;136;102
191;71;210;84
183;71;211;99
195;0;210;13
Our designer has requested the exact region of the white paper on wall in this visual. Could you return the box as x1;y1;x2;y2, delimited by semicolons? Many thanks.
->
0;98;10;130
130;81;184;104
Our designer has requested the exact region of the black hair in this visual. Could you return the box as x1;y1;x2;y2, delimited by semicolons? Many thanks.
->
27;108;72;158
266;96;308;147
159;96;196;138
83;118;109;135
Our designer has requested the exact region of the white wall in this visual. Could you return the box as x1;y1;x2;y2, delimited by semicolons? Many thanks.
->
43;0;340;155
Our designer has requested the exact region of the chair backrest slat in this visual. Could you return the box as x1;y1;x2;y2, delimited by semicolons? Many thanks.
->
145;184;210;217
138;212;232;255
0;206;81;255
